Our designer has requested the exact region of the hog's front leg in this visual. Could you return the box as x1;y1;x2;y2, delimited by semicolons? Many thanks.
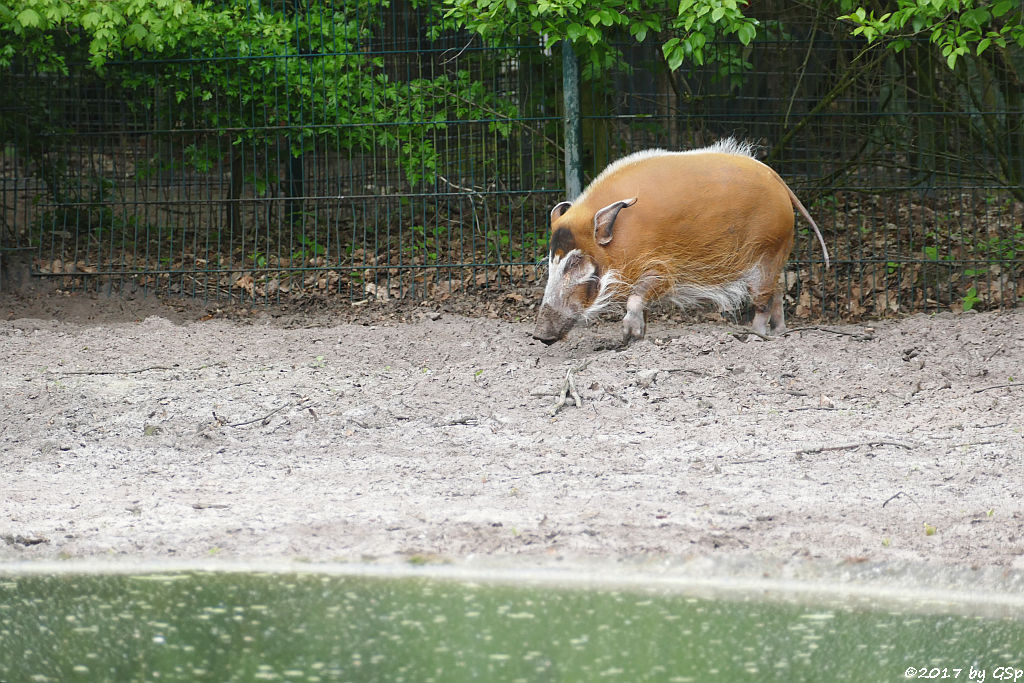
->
621;273;663;344
622;294;646;342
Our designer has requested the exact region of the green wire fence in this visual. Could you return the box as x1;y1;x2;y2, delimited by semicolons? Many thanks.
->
1;1;1021;319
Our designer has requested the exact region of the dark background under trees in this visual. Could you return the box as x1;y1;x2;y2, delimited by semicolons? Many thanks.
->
1;0;1021;319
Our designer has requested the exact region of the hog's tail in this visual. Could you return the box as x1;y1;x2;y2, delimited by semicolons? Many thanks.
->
780;180;830;269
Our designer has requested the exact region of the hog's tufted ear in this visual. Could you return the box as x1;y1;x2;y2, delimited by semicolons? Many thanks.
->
550;201;572;225
593;197;637;246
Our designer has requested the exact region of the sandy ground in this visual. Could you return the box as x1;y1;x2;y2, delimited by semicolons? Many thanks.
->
1;288;1023;594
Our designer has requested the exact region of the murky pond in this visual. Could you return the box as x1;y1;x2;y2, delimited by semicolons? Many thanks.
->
1;566;1022;682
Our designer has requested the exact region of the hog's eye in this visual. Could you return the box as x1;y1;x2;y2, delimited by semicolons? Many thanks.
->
563;251;584;271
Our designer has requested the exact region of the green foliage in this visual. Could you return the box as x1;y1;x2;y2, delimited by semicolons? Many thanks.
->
969;225;1024;261
438;0;758;74
0;0;203;72
839;0;1024;69
292;234;326;262
406;224;449;262
440;0;1023;78
962;286;981;311
2;1;515;187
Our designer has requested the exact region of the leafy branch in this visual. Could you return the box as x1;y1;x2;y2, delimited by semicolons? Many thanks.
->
438;0;759;75
839;0;1024;69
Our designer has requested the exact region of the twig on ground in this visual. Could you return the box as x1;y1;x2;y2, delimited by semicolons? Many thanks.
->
783;326;874;341
973;382;1024;394
983;344;1004;362
435;414;478;426
947;440;995;449
227;399;311;428
731;329;770;342
53;362;224;376
793;440;914;454
550;360;591;416
662;367;704;375
54;365;177;376
882;491;919;508
786;406;839;412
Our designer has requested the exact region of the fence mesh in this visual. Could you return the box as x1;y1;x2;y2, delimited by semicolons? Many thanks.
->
2;1;1021;319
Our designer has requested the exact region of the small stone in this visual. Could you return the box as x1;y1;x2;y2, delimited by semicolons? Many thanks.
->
635;369;659;388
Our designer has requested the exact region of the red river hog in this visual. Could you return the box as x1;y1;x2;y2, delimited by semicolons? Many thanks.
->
532;139;830;345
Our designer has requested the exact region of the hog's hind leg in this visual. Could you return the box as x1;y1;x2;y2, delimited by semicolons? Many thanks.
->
751;278;785;337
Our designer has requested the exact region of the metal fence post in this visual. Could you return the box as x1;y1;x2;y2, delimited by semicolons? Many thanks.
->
562;41;583;200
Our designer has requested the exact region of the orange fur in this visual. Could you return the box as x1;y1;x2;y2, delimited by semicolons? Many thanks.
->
553;151;803;309
534;142;829;344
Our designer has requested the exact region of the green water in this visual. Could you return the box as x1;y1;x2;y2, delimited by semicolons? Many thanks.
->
0;571;1021;682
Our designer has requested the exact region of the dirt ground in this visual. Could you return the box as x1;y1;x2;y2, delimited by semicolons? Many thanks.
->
1;285;1023;594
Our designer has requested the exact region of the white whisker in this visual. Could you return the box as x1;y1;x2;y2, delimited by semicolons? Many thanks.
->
581;269;623;320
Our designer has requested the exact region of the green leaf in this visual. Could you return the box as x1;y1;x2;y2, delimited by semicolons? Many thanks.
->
737;22;756;45
977;37;992;55
992;0;1014;17
16;8;42;28
946;46;966;70
81;11;103;30
711;6;725;22
962;287;979;311
663;42;684;71
962;8;990;30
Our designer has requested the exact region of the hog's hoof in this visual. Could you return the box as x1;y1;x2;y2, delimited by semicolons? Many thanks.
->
621;315;645;345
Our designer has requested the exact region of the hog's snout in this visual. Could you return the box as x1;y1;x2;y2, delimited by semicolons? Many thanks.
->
532;331;560;346
533;305;576;345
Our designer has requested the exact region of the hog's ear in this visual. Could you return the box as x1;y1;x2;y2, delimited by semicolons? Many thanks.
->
593;197;637;246
550;201;572;225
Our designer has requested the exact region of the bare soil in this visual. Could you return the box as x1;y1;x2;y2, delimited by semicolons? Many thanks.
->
1;287;1023;593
